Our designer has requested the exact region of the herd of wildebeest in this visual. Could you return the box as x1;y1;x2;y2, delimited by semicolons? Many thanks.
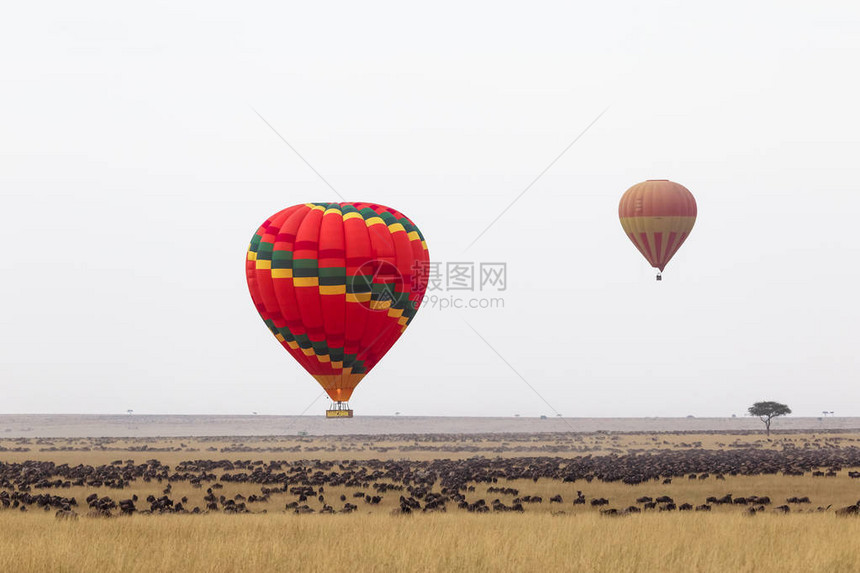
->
2;431;860;520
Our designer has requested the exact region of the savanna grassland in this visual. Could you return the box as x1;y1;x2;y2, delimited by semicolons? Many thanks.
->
2;431;860;573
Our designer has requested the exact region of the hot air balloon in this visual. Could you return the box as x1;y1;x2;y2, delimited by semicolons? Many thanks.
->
246;202;429;417
618;180;697;280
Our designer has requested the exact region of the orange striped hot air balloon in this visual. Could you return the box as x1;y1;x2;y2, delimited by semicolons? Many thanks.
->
618;180;697;280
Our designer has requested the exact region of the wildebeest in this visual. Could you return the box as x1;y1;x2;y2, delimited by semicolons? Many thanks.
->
835;504;859;517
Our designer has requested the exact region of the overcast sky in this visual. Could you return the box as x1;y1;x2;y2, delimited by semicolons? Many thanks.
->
1;1;858;417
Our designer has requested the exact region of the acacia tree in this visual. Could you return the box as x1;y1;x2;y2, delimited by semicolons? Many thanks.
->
748;401;791;435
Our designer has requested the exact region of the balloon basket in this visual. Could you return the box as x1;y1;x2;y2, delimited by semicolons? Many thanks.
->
326;402;353;418
326;409;353;418
656;273;662;281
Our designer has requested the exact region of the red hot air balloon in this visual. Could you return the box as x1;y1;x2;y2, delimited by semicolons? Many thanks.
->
618;180;697;280
246;202;430;417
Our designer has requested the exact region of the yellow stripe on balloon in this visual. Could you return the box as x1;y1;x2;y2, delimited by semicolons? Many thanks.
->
319;285;346;295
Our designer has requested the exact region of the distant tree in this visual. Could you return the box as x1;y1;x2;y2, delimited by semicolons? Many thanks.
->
748;401;791;435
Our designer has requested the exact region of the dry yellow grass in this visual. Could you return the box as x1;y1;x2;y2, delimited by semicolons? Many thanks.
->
3;432;860;572
1;512;859;573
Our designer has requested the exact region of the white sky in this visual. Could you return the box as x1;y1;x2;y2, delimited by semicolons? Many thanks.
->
1;1;858;417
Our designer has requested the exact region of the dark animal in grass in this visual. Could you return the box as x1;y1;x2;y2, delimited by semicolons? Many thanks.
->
835;504;859;517
118;499;136;515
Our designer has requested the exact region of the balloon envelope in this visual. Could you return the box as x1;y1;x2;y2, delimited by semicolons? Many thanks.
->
618;180;697;272
246;202;430;402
